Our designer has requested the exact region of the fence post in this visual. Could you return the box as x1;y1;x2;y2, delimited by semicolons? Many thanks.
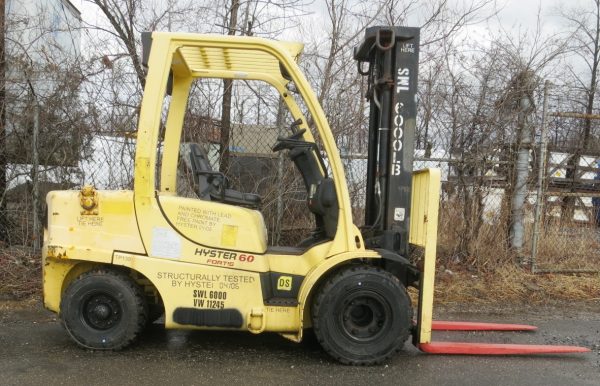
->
274;98;285;245
531;80;550;272
32;100;40;250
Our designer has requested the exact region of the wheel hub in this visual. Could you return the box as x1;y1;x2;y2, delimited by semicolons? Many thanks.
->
93;304;111;319
82;293;122;330
341;294;388;341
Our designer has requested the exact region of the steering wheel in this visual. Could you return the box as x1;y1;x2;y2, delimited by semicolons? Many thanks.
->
272;119;307;152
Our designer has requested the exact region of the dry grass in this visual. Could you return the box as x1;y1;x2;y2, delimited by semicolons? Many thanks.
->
534;220;600;270
414;200;600;306
0;248;41;300
436;195;600;271
433;265;600;306
436;198;514;270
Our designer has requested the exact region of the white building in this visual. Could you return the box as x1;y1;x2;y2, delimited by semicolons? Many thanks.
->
4;0;83;201
6;0;81;61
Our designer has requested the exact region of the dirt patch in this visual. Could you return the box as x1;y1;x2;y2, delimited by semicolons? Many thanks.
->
0;297;47;325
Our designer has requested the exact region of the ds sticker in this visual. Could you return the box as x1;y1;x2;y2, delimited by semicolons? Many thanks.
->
277;276;292;291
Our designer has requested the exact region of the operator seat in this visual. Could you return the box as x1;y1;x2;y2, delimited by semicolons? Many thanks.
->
187;143;261;209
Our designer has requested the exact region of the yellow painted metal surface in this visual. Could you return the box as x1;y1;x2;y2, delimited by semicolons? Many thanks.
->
43;189;146;312
45;190;146;262
112;252;302;332
42;257;79;312
160;74;193;194
410;168;441;344
158;195;268;254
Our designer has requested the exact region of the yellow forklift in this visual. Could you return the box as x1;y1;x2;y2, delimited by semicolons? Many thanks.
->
42;27;588;364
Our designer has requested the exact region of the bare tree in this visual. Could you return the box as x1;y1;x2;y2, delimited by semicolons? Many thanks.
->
0;0;7;243
1;2;96;247
85;0;205;88
557;0;600;147
218;0;240;173
424;12;568;263
215;0;310;173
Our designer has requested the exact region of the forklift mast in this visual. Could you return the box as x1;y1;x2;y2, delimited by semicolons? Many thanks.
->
354;26;420;257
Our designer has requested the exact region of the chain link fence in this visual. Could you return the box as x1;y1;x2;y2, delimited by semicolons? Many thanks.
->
2;79;600;276
530;83;600;273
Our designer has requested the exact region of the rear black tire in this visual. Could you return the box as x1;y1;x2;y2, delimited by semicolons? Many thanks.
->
311;265;412;365
60;268;148;350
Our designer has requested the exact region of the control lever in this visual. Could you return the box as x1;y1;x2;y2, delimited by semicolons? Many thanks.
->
272;129;312;152
290;118;303;133
272;128;307;152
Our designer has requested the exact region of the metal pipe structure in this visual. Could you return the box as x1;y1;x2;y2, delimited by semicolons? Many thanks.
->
511;142;530;254
510;76;535;258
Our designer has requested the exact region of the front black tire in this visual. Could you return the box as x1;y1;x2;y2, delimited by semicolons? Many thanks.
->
311;265;412;365
60;268;148;350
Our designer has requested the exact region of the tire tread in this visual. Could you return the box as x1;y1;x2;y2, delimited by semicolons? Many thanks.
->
60;268;148;350
311;265;412;365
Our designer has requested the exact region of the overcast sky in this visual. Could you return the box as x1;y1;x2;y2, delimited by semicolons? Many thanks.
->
469;0;568;38
70;0;593;80
70;0;577;35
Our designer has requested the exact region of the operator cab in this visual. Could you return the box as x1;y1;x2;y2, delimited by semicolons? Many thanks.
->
140;32;346;252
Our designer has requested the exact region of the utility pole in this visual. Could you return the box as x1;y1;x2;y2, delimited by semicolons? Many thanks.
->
32;98;40;250
531;80;551;272
509;70;536;260
25;62;40;250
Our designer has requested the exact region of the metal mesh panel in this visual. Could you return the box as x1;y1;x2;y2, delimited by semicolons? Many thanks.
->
530;84;600;272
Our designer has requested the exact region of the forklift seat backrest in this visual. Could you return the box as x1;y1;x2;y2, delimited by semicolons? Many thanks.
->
188;143;214;200
187;143;261;209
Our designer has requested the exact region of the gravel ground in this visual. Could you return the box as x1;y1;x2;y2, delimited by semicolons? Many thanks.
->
0;300;599;386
